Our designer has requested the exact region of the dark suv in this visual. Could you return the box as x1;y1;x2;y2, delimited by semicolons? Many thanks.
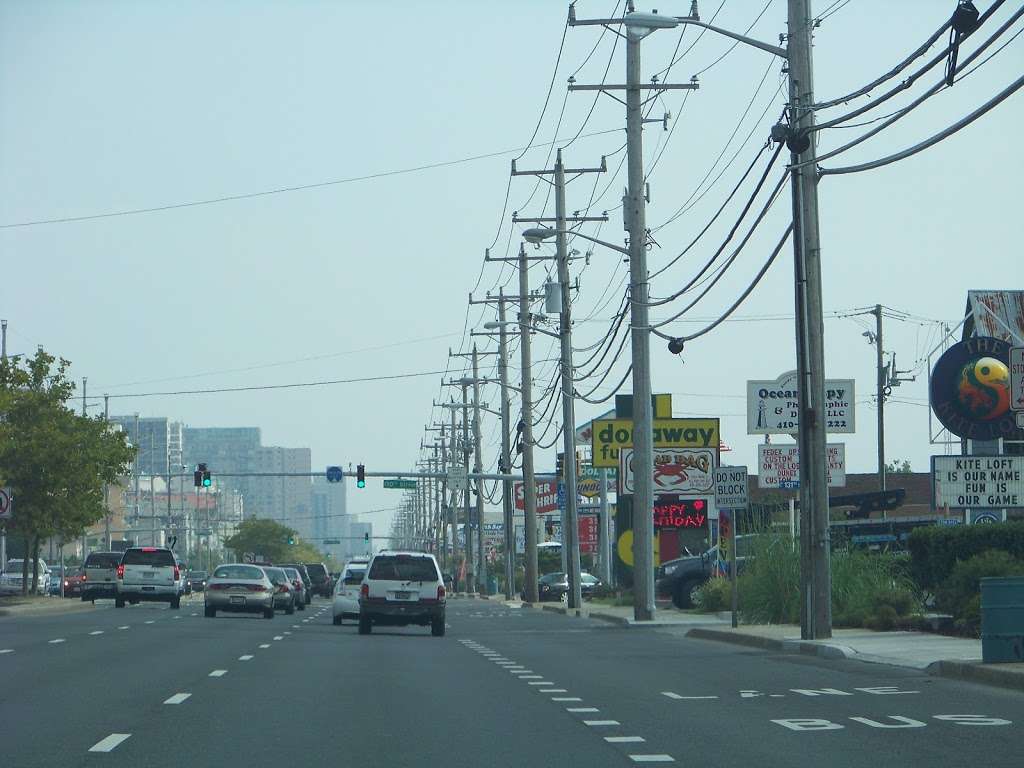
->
655;535;756;608
303;562;332;598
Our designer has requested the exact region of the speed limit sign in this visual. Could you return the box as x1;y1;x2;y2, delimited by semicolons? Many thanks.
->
0;487;12;520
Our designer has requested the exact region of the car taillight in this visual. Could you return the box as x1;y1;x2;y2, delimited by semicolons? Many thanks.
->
116;565;124;579
292;580;301;588
246;584;267;593
437;585;446;600
173;565;180;580
81;573;86;581
208;583;226;590
360;583;369;599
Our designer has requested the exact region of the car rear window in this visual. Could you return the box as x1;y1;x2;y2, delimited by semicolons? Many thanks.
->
85;553;121;569
304;564;328;581
368;556;438;582
343;568;366;585
121;549;175;566
191;571;208;579
263;567;288;584
213;565;264;580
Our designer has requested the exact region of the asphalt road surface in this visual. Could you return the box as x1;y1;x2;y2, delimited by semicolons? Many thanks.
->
2;597;1022;767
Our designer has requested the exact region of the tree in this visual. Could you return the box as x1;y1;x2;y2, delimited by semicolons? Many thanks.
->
886;459;913;474
223;518;334;566
0;349;135;593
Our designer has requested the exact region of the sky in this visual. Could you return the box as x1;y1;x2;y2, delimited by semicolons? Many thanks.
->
2;0;1022;536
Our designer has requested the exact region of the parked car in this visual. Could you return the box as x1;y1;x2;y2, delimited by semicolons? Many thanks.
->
262;566;296;615
115;547;183;609
282;567;306;610
522;571;604;602
82;552;121;602
279;563;314;603
332;560;369;625
655;535;758;609
303;562;332;598
188;570;209;592
0;559;50;596
204;563;275;619
357;551;446;636
47;566;66;596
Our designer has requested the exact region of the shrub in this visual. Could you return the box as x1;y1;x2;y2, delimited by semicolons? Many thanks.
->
831;549;919;629
936;549;1024;635
907;521;1024;592
736;534;801;623
694;577;731;612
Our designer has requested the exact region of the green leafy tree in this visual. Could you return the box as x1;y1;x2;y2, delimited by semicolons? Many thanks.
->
223;518;334;566
0;349;135;594
886;459;913;474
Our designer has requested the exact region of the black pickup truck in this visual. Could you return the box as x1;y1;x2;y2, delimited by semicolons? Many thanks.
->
655;535;757;609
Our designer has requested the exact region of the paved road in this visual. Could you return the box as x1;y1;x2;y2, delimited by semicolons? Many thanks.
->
2;597;1021;766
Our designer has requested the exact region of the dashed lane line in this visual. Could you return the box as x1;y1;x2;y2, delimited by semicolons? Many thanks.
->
584;721;620;727
606;737;646;743
662;692;718;700
540;689;567;693
568;708;601;713
628;756;674;763
48;638;66;644
209;670;227;677
273;636;284;640
88;734;131;753
145;620;155;625
89;631;104;636
528;682;555;686
118;626;129;630
0;649;13;654
552;697;582;702
518;675;543;679
259;644;270;649
163;693;191;705
239;655;254;661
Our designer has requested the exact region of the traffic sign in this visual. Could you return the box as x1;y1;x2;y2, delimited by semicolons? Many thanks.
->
0;487;11;520
1011;346;1023;412
713;466;749;509
383;479;418;490
448;468;468;492
243;552;255;564
326;466;343;483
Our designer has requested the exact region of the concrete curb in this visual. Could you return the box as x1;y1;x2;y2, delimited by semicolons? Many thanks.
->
0;599;98;619
686;627;851;660
926;659;1024;693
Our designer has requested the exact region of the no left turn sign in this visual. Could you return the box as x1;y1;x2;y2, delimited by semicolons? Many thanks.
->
0;487;12;520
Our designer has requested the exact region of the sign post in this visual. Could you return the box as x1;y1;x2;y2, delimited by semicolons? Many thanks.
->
714;466;748;629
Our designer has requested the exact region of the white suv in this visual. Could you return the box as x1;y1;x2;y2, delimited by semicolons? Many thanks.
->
332;559;369;625
116;547;183;609
357;551;446;636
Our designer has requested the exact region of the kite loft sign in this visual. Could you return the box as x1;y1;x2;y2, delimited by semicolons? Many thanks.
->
932;455;1024;509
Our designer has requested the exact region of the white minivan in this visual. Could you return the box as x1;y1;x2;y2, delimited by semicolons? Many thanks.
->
332;558;369;625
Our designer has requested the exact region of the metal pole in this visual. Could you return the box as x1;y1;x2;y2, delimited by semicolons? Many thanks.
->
472;346;488;593
497;294;515;600
461;381;474;593
440;427;449;572
873;304;886;492
1;322;6;566
788;0;831;639
598;468;611;584
103;395;111;550
133;414;140;544
150;475;157;547
80;377;88;559
625;20;655;621
730;510;738;628
554;149;583;610
518;243;540;604
450;405;459;585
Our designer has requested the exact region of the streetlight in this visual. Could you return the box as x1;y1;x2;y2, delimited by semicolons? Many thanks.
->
521;227;628;256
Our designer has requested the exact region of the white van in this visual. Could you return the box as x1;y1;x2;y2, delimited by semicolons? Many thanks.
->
332;559;369;625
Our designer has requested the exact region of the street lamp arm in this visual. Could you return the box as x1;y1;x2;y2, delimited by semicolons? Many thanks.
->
673;18;787;59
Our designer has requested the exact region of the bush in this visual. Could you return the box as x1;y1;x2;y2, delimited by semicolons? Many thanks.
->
936;549;1024;635
907;521;1024;592
736;534;801;623
694;577;731;612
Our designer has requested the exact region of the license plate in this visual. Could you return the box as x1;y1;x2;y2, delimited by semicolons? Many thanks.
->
142;586;154;591
143;572;154;579
230;596;245;605
394;591;413;600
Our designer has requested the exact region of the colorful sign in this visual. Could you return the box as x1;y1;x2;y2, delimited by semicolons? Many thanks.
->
757;444;846;489
616;528;661;568
578;515;599;554
577;465;617;498
513;478;559;515
592;417;719;468
619;447;716;497
652;498;709;529
746;371;856;435
932;455;1024;509
930;336;1023;441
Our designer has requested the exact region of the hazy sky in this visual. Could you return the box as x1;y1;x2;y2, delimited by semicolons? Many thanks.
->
3;1;1022;533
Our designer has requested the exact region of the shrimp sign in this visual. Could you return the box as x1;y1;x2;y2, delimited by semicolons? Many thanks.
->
619;447;718;497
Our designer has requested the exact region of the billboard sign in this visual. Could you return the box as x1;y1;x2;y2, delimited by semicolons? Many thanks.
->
592;417;719;468
757;444;846;489
513;478;560;516
578;515;599;554
932;454;1024;509
577;465;616;498
619;447;716;497
746;371;856;434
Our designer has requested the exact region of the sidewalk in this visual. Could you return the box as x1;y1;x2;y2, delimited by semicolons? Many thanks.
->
521;600;730;628
0;595;98;618
686;624;1024;693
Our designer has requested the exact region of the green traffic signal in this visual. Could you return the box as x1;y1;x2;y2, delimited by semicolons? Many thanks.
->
202;471;211;487
288;536;295;545
356;464;366;488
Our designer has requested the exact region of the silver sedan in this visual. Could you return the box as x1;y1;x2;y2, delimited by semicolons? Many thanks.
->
204;564;275;619
262;566;296;615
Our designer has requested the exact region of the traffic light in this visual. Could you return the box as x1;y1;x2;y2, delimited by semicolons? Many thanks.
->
363;531;369;543
195;463;210;488
356;464;366;488
202;467;211;487
287;534;295;545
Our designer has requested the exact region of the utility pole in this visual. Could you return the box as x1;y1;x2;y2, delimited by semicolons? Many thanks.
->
496;293;515;599
439;426;448;570
518;244;540;603
460;379;475;593
1;320;6;567
104;394;111;550
872;304;886;492
787;0;831;639
471;346;488;593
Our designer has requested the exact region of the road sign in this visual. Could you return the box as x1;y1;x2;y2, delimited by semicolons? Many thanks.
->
747;371;856;435
515;525;525;554
448;467;468;492
1011;346;1024;412
326;466;343;483
757;444;846;489
932;454;1024;509
0;487;12;520
322;538;341;545
713;466;749;509
620;447;717;497
243;552;255;564
383;479;418;490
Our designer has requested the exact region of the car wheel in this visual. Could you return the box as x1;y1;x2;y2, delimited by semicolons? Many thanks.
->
358;614;372;635
333;614;342;626
672;579;702;610
431;616;445;637
204;605;216;618
263;606;275;619
171;596;181;610
298;601;305;611
115;597;125;608
286;601;295;615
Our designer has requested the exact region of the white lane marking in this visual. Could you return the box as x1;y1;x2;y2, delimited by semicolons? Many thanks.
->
145;620;155;624
48;638;66;644
606;737;646;743
292;625;300;628
552;697;582;702
89;630;104;636
88;734;131;753
163;693;191;705
273;636;284;640
303;619;310;623
568;707;600;713
584;720;620;726
518;675;543;679
259;644;270;649
628;756;674;763
173;616;181;620
0;649;13;654
209;670;227;677
238;655;254;661
118;625;129;630
528;682;555;686
539;689;567;693
284;631;292;635
191;612;198;616
662;692;718;700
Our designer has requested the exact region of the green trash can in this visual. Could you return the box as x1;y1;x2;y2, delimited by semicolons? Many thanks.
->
980;576;1024;664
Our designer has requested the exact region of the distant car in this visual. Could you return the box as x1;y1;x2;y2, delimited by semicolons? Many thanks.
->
82;552;121;602
303;562;332;599
358;551;446;636
204;564;275;619
176;556;191;595
115;547;182;609
522;571;604;603
282;568;306;610
188;571;209;592
279;563;314;603
332;561;368;625
0;559;51;596
63;570;87;598
262;566;296;615
47;566;66;596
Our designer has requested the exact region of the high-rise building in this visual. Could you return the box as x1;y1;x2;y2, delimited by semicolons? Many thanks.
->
249;446;312;531
183;427;262;518
343;521;373;562
111;416;183;476
311;475;347;561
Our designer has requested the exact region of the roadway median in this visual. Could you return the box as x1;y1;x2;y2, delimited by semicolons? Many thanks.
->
0;595;99;618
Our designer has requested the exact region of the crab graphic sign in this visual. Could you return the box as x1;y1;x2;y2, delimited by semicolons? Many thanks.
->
619;447;718;498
